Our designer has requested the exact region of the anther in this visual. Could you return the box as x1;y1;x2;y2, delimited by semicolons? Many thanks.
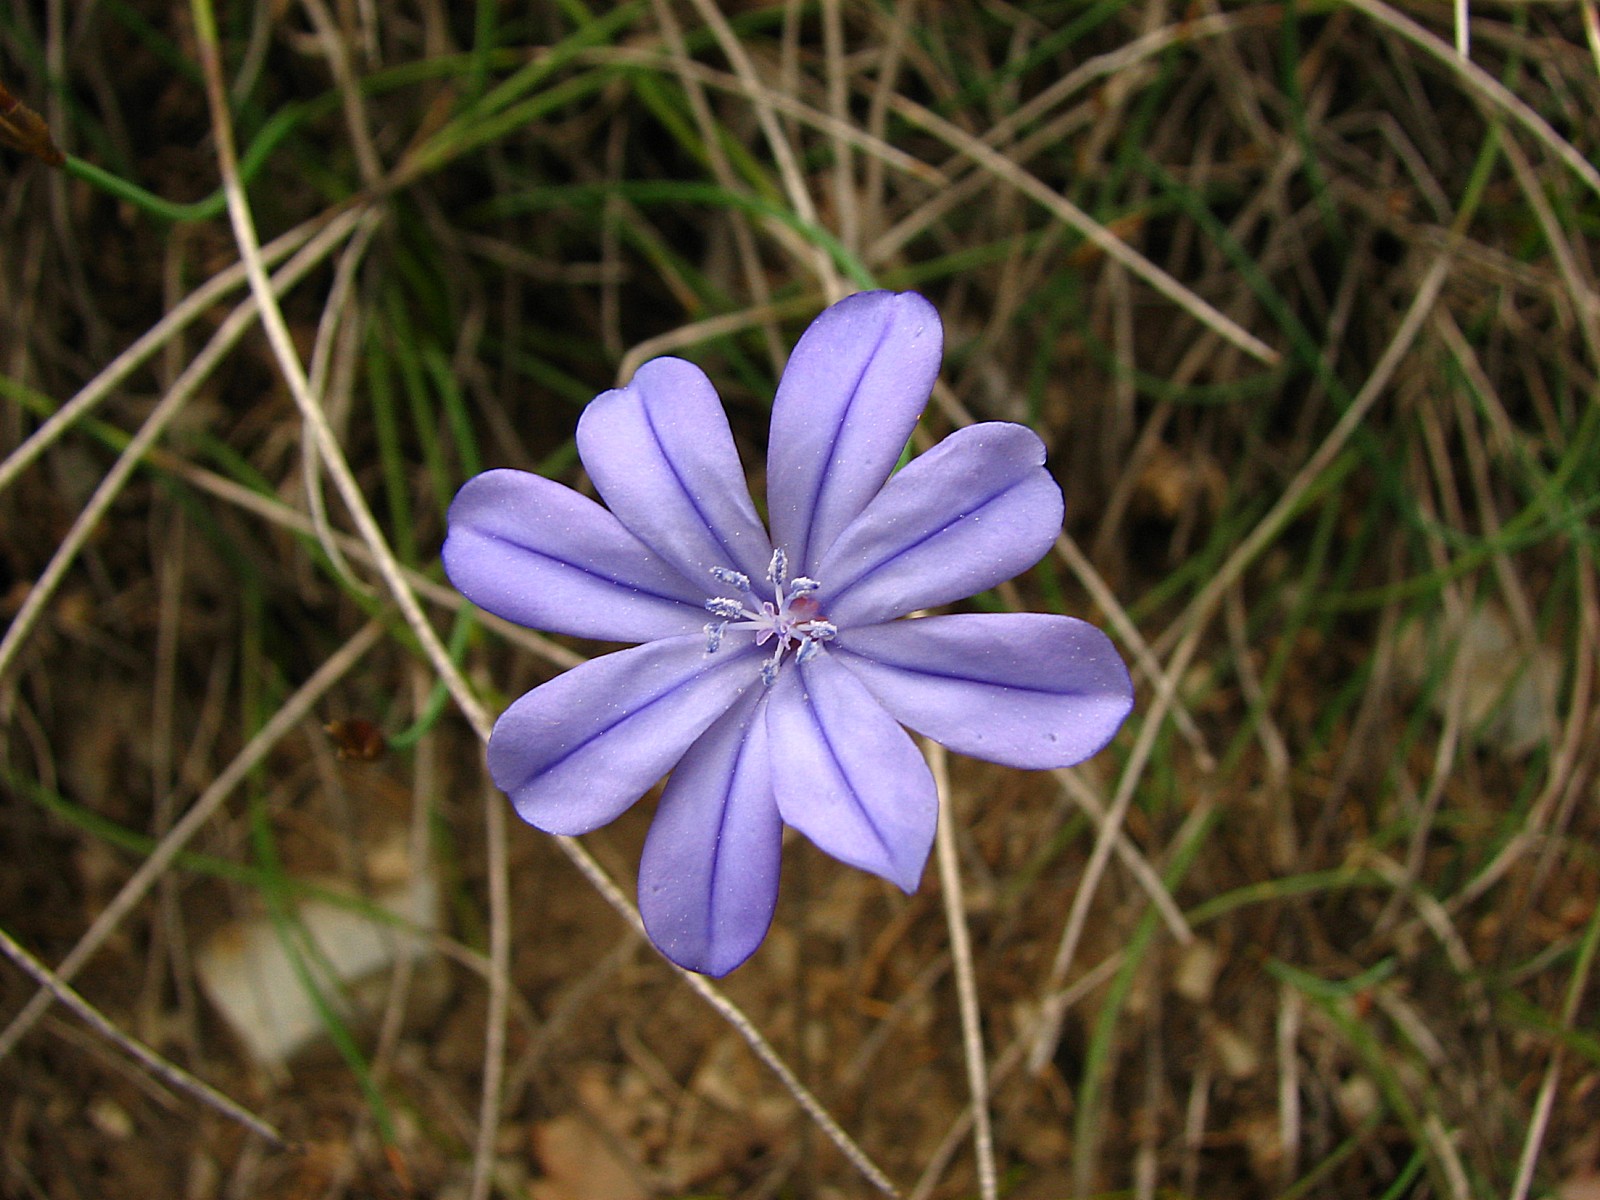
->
710;566;750;591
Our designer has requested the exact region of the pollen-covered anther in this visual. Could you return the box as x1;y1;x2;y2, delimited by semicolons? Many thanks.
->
766;548;788;585
709;566;750;591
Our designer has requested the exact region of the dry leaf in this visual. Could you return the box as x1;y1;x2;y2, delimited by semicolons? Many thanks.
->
0;78;66;167
530;1114;648;1200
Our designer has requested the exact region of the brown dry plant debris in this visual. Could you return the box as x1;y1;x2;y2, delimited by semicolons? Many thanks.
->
0;77;63;168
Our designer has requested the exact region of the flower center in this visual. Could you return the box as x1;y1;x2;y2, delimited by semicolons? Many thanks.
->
704;549;837;685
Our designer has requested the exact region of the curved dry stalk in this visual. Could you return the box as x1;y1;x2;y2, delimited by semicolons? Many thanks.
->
190;0;493;744
301;208;386;599
645;0;787;373
0;211;365;697
189;11;898;1191
1053;766;1192;946
1031;253;1453;1072
553;832;902;1198
1151;254;1453;661
683;0;843;298
1342;0;1600;202
468;790;510;1200
929;741;997;1200
0;620;385;1064
0;211;347;498
0;923;283;1146
888;91;1278;366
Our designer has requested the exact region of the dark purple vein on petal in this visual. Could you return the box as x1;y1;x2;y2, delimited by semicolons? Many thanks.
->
468;528;703;608
791;318;893;570
798;660;895;865
501;651;753;793
831;641;1090;698
823;476;1029;604
638;395;756;581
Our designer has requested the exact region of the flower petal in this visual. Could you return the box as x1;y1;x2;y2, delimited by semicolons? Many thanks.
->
639;691;782;976
577;357;773;586
443;469;707;642
832;613;1133;769
488;635;759;835
766;651;935;892
766;291;943;575
818;423;1064;626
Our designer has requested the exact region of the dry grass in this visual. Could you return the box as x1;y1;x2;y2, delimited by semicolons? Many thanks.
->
3;1;1598;1197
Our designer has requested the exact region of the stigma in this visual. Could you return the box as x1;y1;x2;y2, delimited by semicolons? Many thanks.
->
703;550;837;685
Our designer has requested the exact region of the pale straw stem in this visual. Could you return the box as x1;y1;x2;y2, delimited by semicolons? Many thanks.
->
0;211;344;497
682;0;842;298
552;831;902;1196
1342;0;1600;202
929;741;997;1200
190;0;494;744
468;791;511;1200
192;17;895;1186
0;211;365;696
887;93;1279;366
0;923;284;1146
1032;255;1452;1071
0;620;384;1064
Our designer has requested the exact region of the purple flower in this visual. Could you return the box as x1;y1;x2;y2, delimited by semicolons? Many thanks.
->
443;291;1133;976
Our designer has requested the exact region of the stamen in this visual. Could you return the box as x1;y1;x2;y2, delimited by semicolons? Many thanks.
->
704;555;833;682
710;566;750;591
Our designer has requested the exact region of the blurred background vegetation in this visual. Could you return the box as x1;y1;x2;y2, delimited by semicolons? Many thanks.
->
2;1;1597;1197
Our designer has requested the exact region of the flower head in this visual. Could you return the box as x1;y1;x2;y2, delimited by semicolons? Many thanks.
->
444;291;1133;975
